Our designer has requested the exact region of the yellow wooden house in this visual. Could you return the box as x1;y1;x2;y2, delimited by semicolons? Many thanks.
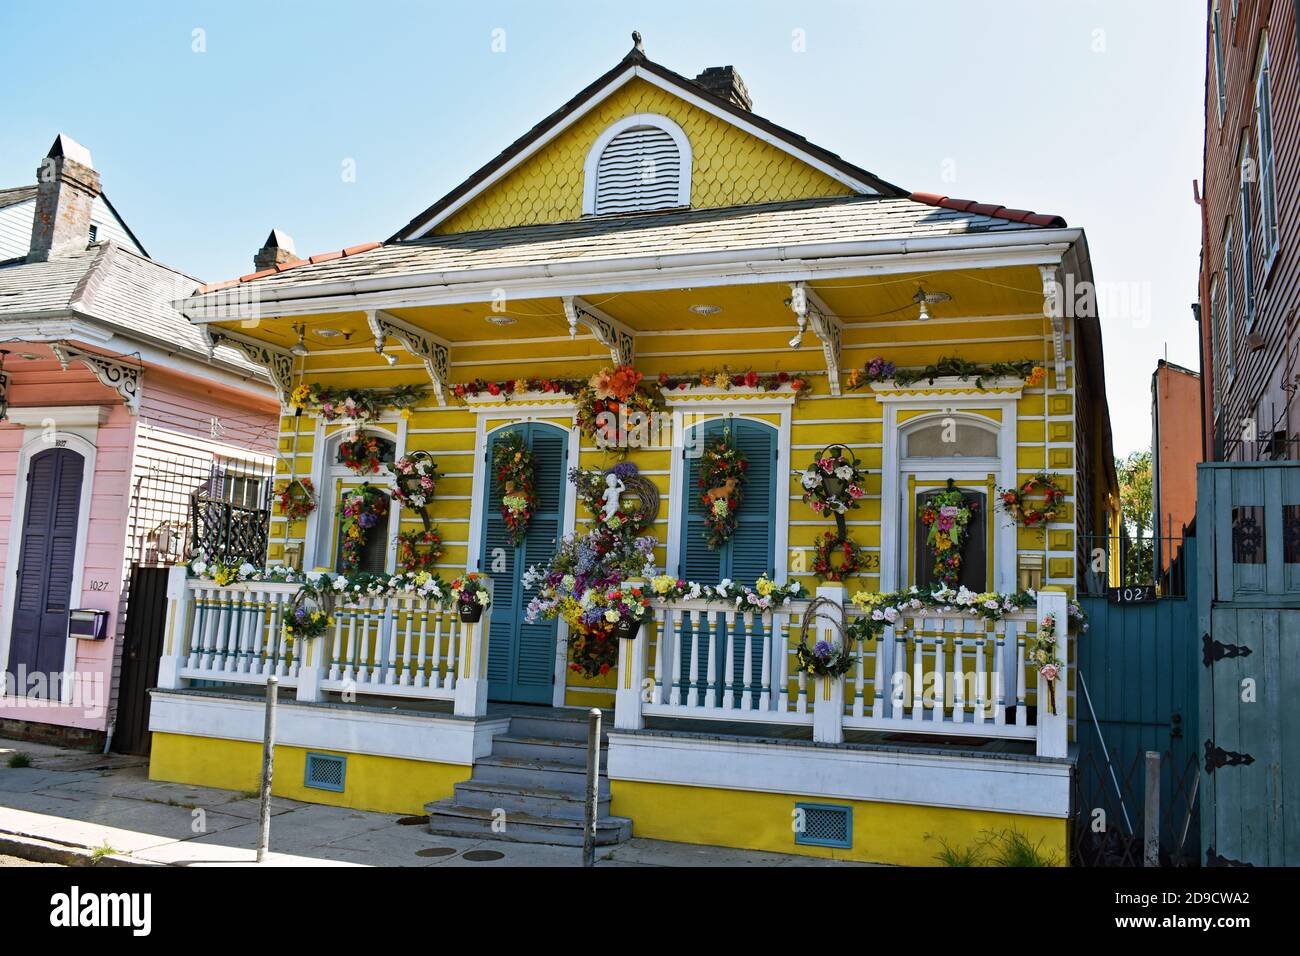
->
149;37;1119;865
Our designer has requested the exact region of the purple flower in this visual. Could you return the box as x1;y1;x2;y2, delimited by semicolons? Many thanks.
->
612;461;639;479
814;640;832;658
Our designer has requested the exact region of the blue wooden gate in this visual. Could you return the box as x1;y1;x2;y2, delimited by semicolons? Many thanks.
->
1077;535;1200;863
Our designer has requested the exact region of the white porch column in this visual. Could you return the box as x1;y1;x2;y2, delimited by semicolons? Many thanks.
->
1034;588;1070;758
156;566;192;690
453;580;493;717
812;585;847;744
295;634;327;702
614;622;649;730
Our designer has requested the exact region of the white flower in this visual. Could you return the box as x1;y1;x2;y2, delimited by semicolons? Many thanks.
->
604;609;620;624
305;571;323;584
872;609;884;621
801;470;821;489
834;465;853;480
190;560;208;576
333;577;348;591
883;607;898;623
238;562;255;577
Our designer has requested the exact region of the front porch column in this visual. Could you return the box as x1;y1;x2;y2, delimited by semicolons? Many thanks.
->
453;581;493;717
1034;587;1070;758
295;634;327;702
614;624;649;730
811;585;847;744
155;565;192;690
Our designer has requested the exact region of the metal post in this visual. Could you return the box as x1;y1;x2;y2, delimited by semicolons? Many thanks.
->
582;707;601;868
256;676;279;863
1143;750;1161;867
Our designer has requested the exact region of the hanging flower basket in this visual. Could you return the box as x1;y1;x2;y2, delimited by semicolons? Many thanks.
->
613;616;643;641
800;445;866;540
458;600;484;623
451;572;491;623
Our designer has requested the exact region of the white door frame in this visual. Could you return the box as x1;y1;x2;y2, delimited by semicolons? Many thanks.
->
0;427;99;705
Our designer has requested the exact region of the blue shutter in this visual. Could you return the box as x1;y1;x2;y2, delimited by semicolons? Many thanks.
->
675;419;777;706
481;423;567;703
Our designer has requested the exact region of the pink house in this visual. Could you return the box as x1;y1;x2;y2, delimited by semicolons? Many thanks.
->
0;135;279;751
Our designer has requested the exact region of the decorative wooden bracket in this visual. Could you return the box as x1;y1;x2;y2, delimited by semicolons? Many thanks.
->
368;310;450;406
203;327;295;410
789;281;843;396
1039;265;1067;387
563;296;634;366
50;344;142;414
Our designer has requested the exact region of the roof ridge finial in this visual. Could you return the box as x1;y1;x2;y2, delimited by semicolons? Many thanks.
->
631;31;644;54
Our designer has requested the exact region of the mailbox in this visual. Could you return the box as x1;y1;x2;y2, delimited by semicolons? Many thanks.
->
69;608;109;641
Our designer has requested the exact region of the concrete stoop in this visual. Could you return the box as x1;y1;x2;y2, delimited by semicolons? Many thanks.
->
425;710;631;848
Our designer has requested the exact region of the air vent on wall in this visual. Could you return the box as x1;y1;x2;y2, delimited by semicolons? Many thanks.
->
304;752;347;792
794;802;853;849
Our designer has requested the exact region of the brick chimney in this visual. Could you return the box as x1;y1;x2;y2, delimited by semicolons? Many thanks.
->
28;134;101;262
254;229;298;272
694;66;752;111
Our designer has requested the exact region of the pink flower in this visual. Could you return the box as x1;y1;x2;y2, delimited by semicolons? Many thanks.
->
1040;664;1058;682
818;458;835;474
810;501;825;513
847;485;864;499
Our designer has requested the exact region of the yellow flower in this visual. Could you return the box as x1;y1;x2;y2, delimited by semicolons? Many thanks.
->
755;575;775;597
651;574;676;595
400;407;412;419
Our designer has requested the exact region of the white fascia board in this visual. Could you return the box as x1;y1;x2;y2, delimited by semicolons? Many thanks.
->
179;229;1079;323
91;332;278;399
0;316;117;344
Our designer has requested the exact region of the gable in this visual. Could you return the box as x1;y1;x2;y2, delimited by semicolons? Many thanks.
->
435;77;856;234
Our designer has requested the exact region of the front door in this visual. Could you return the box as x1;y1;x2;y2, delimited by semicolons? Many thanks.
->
8;447;85;697
902;473;990;592
481;423;568;704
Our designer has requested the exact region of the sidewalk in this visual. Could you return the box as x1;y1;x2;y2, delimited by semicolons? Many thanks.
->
0;738;864;867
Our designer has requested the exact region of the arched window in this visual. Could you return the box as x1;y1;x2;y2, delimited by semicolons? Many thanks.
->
903;420;999;459
583;114;691;216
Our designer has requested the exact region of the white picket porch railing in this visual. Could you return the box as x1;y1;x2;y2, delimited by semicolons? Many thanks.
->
616;586;1072;757
156;566;492;716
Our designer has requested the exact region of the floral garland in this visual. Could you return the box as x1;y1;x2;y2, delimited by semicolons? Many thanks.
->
493;432;536;546
847;356;1045;391
793;638;856;678
812;532;867;582
657;368;811;395
1029;612;1065;714
388;454;440;509
645;574;804;614
338;483;390;570
338;434;386;475
290;383;425;422
800;446;867;518
452;377;583;401
997;472;1066;528
276;478;316;522
396;527;444;572
846;585;1087;643
699;431;747;550
921;482;979;588
575;365;664;450
187;558;454;604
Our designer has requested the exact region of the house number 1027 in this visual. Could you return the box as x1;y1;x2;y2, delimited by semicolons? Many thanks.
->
88;581;110;591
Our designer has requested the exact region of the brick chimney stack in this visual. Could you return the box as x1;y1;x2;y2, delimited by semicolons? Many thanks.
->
254;229;298;272
694;66;752;111
28;134;101;262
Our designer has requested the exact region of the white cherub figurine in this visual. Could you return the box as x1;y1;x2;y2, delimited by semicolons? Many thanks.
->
601;471;624;523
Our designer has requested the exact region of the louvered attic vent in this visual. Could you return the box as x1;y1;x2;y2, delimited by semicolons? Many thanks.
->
593;125;683;216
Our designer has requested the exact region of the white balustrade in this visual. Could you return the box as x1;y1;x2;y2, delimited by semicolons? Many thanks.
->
156;566;493;715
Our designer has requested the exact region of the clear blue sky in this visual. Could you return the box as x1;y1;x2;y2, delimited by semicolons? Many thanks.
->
1;1;1205;456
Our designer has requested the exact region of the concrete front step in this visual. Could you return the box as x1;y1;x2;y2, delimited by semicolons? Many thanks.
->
452;779;611;821
506;712;609;744
471;754;611;797
424;801;632;847
490;734;604;767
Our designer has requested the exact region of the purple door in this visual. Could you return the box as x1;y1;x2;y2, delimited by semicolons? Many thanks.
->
7;448;84;697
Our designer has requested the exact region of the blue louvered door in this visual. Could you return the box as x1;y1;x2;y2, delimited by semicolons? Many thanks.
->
481;423;568;704
677;419;777;707
8;448;85;696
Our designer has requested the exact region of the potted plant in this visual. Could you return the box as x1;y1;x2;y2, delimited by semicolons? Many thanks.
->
606;586;651;640
451;572;491;623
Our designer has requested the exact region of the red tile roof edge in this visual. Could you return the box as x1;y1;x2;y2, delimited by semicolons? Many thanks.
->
909;191;1067;229
197;241;383;293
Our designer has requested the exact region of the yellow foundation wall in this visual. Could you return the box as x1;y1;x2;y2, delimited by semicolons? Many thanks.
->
149;732;470;815
436;77;853;234
611;779;1068;867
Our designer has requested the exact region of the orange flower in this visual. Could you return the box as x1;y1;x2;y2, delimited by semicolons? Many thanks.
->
607;365;643;401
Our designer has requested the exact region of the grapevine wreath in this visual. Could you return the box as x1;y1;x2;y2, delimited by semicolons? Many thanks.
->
997;472;1066;528
699;430;748;550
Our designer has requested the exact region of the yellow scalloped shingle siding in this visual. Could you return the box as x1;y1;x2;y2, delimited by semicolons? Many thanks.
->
436;78;855;234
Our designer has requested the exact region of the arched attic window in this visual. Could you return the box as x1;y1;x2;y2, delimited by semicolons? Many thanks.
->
583;113;692;216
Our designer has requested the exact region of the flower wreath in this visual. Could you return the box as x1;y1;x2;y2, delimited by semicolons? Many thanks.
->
388;453;440;509
494;431;536;546
282;590;332;643
568;619;619;680
812;531;867;582
921;480;979;589
338;434;386;475
396;527;444;572
800;446;866;539
338;483;390;570
699;431;748;550
575;364;663;452
793;638;856;678
570;462;659;534
997;472;1066;528
276;478;316;522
